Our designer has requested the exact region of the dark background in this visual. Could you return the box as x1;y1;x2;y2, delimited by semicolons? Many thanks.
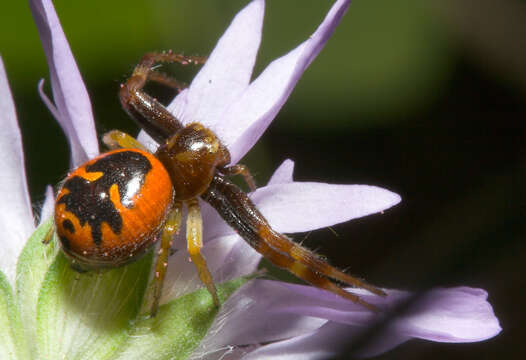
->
1;0;525;359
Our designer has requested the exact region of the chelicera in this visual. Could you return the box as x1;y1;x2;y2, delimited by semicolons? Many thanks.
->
50;51;386;315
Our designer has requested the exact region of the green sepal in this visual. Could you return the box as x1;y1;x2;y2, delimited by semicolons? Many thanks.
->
36;249;153;359
15;217;58;356
113;277;248;360
0;270;31;359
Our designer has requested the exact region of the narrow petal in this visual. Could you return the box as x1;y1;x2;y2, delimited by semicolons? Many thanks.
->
241;282;501;358
251;182;401;234
190;280;327;360
29;0;98;166
194;159;296;241
168;0;264;130
239;322;355;360
0;57;35;283
391;287;502;343
238;322;410;359
136;129;159;152
267;159;295;185
39;185;55;225
200;162;399;240
221;0;351;163
161;234;260;303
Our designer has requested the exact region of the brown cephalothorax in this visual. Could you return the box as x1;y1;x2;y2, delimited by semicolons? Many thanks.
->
156;122;231;200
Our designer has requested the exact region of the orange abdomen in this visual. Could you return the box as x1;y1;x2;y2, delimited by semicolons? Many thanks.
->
54;148;174;271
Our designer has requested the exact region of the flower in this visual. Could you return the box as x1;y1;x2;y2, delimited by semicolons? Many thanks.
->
0;0;500;359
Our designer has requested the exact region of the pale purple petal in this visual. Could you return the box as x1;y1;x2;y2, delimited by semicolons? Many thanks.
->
261;282;379;325
30;0;98;166
239;282;501;359
221;0;351;164
267;159;295;185
162;234;260;303
251;182;401;234
240;322;373;360
240;322;352;360
206;236;261;283
194;159;296;241
199;199;231;242
37;79;60;120
136;129;159;152
195;183;400;284
39;185;55;225
199;162;400;240
0;57;34;283
279;283;501;340
389;287;502;343
190;280;327;360
161;234;241;301
168;0;264;130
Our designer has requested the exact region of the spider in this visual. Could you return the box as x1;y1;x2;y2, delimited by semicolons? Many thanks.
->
50;51;386;316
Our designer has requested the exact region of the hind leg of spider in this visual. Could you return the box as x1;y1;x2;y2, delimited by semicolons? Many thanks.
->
186;198;220;306
255;222;386;298
257;238;381;312
150;202;182;316
283;236;387;297
102;130;148;151
220;164;257;192
120;51;206;143
202;175;385;311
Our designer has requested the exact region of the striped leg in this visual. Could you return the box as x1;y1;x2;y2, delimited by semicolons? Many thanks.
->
256;234;382;312
264;228;386;297
202;175;386;312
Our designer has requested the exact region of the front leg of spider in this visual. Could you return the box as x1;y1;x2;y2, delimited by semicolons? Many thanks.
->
102;130;148;151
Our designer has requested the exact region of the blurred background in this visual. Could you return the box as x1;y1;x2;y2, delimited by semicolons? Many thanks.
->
1;0;524;358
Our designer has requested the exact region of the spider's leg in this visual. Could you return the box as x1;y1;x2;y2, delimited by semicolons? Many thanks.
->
102;130;148;151
202;175;386;311
186;198;220;306
270;232;387;297
257;238;380;312
120;51;206;143
150;202;182;316
220;164;257;192
148;70;188;93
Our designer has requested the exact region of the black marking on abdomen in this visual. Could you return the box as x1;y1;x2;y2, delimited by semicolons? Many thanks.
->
62;219;75;233
57;151;152;245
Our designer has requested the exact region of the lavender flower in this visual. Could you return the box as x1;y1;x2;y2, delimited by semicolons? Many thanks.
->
0;0;500;359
